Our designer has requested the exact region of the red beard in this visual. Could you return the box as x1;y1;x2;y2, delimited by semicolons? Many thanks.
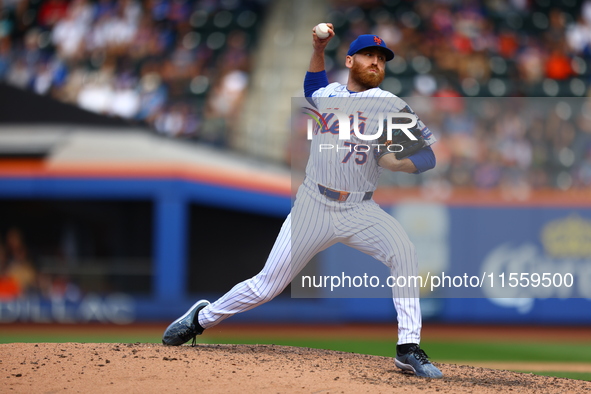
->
350;61;385;89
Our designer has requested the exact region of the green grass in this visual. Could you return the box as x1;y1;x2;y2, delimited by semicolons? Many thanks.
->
0;333;160;344
526;371;591;381
204;337;591;364
5;333;589;364
201;336;591;381
423;341;591;363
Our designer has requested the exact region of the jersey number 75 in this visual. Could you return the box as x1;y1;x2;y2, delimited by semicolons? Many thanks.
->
341;142;368;165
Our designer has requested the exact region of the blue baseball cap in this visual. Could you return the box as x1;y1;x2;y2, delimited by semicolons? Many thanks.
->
347;34;395;61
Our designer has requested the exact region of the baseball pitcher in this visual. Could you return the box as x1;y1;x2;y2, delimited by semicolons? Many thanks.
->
162;24;442;379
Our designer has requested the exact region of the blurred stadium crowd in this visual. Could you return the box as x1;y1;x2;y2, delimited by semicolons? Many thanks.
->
1;0;591;190
0;0;263;143
378;97;591;194
325;0;591;191
326;0;591;97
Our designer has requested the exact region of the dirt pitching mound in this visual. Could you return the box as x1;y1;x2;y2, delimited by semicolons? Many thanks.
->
1;343;590;393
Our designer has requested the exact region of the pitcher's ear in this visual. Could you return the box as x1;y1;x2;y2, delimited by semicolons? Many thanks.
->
345;55;353;69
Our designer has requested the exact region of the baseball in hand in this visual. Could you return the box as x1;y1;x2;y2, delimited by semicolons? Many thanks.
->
315;23;330;39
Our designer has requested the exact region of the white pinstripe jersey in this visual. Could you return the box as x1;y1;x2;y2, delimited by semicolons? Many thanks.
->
307;82;436;193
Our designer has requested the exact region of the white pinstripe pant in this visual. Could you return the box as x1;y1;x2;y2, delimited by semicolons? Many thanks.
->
198;178;422;344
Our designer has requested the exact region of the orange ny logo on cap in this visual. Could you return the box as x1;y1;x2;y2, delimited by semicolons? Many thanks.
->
373;36;382;45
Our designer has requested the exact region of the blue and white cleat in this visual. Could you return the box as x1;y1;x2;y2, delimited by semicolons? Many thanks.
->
395;345;443;378
162;299;210;346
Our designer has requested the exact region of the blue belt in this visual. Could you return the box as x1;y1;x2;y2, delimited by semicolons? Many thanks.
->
318;184;373;202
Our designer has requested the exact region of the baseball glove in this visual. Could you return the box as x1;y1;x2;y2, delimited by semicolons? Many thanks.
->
374;106;426;162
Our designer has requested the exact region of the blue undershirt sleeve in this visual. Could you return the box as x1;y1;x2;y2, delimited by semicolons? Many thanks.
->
408;145;436;174
304;70;329;97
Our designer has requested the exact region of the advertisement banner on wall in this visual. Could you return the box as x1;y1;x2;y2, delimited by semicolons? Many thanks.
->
292;203;591;323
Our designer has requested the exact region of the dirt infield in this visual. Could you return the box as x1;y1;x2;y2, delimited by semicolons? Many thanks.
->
2;342;590;393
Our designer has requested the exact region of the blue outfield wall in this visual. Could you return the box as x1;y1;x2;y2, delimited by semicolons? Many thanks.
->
0;176;290;305
442;207;591;324
303;205;591;324
1;176;590;325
